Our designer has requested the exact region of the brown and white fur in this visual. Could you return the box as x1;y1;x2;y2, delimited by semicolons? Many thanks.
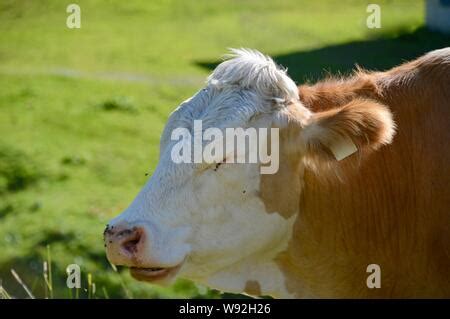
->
105;48;450;298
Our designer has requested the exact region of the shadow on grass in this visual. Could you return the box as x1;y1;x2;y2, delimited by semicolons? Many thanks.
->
0;144;45;194
0;229;118;299
0;249;53;298
195;27;450;83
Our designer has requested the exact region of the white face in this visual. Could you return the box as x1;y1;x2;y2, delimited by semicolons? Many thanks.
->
106;49;302;296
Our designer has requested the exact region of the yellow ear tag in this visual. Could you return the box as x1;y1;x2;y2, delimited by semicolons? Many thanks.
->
327;135;358;161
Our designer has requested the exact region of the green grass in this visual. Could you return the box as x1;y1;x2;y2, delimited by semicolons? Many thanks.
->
0;0;447;298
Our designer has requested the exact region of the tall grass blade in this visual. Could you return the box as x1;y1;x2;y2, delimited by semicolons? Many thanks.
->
46;245;53;299
11;269;35;299
0;280;12;299
102;286;110;299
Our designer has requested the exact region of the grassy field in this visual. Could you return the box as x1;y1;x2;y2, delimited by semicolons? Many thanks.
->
0;0;448;298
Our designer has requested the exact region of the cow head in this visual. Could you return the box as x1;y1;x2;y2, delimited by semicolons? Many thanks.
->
104;49;395;297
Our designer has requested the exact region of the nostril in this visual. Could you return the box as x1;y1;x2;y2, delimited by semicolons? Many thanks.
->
121;230;142;254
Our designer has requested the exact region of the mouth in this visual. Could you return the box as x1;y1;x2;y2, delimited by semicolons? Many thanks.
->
129;264;182;282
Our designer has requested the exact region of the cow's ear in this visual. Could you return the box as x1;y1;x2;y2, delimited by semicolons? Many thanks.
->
301;98;396;169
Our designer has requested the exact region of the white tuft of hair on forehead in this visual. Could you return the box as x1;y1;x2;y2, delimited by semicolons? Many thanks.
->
160;49;302;152
208;48;299;106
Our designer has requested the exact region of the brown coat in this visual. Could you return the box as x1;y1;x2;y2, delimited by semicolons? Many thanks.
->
266;48;450;298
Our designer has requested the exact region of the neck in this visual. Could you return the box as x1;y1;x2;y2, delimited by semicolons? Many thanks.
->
204;257;295;298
